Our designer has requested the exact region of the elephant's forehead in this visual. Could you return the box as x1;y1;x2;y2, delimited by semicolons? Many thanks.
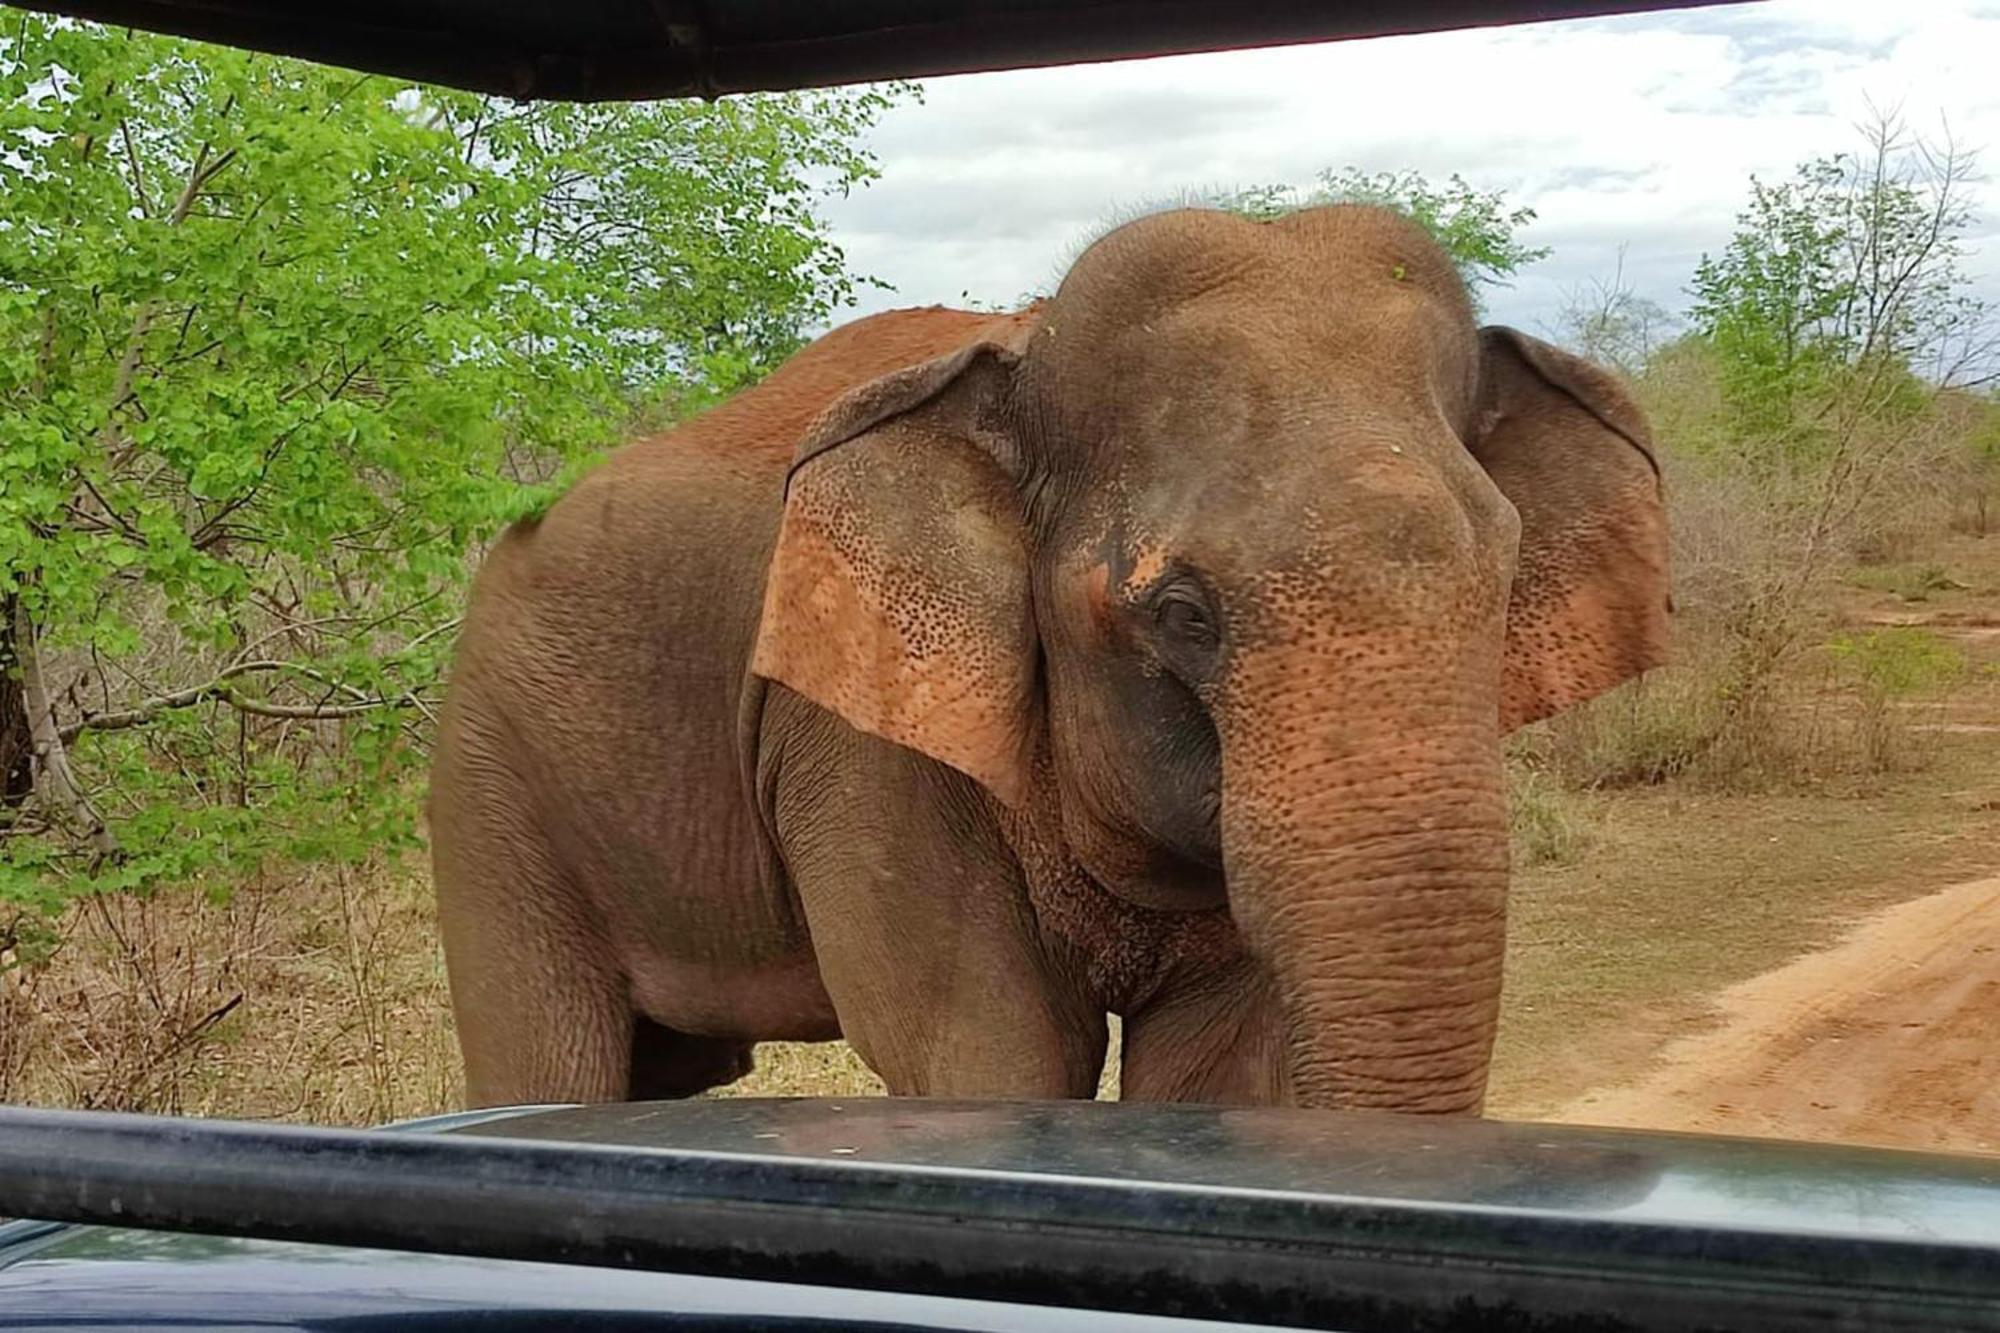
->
1058;203;1459;309
1089;400;1465;540
1049;289;1440;387
1028;326;1456;493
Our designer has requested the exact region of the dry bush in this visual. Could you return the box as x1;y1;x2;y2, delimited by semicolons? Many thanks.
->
1505;760;1596;868
1821;626;1975;774
0;861;459;1123
1950;482;2000;538
1936;389;2000;538
1846;403;1988;567
1;893;259;1113
1526;344;1977;792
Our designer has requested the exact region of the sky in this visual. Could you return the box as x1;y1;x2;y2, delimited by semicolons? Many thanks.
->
819;0;2000;342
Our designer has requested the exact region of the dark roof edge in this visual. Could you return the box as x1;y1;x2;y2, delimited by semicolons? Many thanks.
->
22;1;1756;101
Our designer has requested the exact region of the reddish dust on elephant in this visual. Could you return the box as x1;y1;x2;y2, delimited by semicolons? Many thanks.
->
428;205;1668;1111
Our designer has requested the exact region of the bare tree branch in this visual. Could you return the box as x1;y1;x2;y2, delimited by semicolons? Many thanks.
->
1550;244;1676;375
57;658;434;742
117;119;153;219
403;616;463;652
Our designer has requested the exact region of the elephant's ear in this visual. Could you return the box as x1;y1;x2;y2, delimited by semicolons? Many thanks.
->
752;338;1039;807
1469;327;1671;731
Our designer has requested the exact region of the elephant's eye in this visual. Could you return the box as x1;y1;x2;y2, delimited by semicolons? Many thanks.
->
1152;587;1219;650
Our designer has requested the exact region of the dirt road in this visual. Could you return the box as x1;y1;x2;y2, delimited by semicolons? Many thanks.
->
1546;874;2000;1154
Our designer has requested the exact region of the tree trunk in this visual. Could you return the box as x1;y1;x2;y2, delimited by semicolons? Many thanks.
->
0;595;34;812
11;599;120;861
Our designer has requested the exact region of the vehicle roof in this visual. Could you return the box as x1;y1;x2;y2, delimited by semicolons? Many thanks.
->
22;1;1749;100
5;1098;2000;1330
457;1096;2000;1245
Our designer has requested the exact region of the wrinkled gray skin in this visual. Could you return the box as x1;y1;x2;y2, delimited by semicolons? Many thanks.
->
430;205;1669;1112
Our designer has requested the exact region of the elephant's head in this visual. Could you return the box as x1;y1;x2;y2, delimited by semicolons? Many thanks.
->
753;206;1668;1113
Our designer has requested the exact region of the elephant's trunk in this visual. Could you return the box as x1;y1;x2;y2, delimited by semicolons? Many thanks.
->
1219;658;1509;1114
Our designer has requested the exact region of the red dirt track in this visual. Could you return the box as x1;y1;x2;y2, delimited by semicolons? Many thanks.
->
1548;874;2000;1154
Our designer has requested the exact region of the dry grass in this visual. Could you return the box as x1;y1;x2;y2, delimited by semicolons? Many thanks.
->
727;1027;1128;1100
1;863;460;1123
1506;763;1596;869
727;1040;883;1100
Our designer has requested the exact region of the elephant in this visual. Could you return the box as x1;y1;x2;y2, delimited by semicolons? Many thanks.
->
428;203;1668;1114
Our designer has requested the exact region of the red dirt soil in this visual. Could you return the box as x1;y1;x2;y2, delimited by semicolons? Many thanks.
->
1547;873;2000;1155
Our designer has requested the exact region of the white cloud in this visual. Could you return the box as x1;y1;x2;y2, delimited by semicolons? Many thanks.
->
821;0;2000;342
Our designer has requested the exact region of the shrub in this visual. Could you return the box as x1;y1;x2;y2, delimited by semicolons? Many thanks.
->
1507;764;1596;868
1532;339;1978;792
1825;627;1971;773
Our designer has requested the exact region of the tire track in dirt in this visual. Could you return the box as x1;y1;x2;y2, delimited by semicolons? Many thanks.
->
1544;874;2000;1155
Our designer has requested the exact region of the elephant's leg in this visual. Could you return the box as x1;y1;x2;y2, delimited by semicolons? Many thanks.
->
772;723;1106;1098
1118;958;1289;1105
811;869;1107;1099
439;877;633;1107
432;765;633;1107
629;1018;755;1099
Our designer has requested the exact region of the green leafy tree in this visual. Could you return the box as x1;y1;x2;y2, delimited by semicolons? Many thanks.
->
1689;113;1992;445
0;15;906;936
1689;159;1865;437
1222;168;1550;307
